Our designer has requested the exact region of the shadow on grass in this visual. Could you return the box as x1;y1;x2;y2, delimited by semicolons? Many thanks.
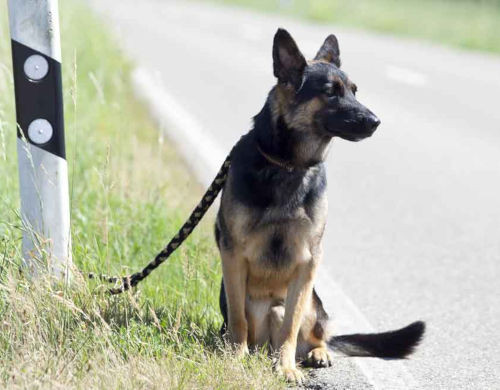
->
83;282;225;353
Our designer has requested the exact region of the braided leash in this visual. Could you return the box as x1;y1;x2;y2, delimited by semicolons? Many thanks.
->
88;155;231;295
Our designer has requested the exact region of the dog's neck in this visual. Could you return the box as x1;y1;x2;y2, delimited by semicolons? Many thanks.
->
254;92;331;170
256;142;295;172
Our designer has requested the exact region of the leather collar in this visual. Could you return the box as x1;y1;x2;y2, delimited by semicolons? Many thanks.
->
256;143;296;172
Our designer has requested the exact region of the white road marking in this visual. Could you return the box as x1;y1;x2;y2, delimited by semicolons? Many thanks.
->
386;65;428;87
131;68;226;188
132;66;420;390
316;272;420;390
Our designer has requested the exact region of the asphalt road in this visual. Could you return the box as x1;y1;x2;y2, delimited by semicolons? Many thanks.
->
90;1;500;388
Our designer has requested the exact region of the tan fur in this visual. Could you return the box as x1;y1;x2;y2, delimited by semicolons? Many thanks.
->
219;170;329;380
220;248;249;356
272;85;333;167
274;84;325;130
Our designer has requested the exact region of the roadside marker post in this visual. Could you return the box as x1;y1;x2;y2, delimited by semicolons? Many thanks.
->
7;0;72;280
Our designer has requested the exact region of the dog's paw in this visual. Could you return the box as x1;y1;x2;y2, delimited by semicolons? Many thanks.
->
277;366;305;385
305;347;333;368
234;343;249;358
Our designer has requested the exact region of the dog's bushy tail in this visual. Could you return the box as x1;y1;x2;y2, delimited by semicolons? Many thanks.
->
328;321;425;358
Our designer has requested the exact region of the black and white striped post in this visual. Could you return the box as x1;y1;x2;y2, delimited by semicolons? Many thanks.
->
7;0;71;280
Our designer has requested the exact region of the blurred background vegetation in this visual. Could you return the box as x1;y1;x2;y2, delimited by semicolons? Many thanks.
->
208;0;500;53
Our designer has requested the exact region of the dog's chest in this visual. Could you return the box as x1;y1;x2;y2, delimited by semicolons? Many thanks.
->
252;211;311;264
229;199;325;272
220;157;327;287
229;202;325;299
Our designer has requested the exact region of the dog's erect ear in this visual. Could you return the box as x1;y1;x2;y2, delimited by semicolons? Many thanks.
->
273;28;306;89
314;34;341;67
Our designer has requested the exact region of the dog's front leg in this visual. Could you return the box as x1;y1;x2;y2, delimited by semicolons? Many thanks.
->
220;249;249;357
277;262;316;384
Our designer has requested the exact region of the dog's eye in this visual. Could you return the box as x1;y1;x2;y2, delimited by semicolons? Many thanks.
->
323;83;334;96
325;81;345;97
324;82;344;97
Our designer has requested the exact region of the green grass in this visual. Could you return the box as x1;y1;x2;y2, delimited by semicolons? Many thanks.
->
205;0;500;53
0;0;283;388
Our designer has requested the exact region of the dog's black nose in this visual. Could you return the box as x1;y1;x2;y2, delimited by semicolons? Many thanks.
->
364;114;381;132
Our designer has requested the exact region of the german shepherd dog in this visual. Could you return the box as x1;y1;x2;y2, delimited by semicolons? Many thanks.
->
216;29;424;384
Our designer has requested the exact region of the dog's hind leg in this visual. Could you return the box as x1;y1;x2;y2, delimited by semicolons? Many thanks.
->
220;248;249;357
301;289;333;368
270;302;331;369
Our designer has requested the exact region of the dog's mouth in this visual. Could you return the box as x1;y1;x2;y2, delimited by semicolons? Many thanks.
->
318;114;380;142
331;128;376;142
317;122;378;142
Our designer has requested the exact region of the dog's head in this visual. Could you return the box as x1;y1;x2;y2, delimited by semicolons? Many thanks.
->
271;28;380;143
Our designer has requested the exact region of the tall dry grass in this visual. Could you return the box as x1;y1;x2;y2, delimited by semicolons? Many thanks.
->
0;0;283;388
